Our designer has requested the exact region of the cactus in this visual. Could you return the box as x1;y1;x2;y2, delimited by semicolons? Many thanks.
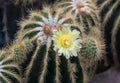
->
58;0;100;29
18;6;85;83
78;26;105;83
99;0;120;67
18;5;104;83
3;38;33;64
81;35;105;61
0;0;107;83
0;56;21;83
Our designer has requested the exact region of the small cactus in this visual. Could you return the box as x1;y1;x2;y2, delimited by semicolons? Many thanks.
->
81;39;97;58
4;38;33;64
79;34;105;83
81;35;105;61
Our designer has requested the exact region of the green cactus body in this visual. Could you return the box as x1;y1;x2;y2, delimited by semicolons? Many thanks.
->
13;47;24;61
99;0;120;67
81;39;97;58
0;56;21;83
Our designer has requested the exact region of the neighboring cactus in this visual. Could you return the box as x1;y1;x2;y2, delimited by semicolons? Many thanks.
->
111;15;120;67
99;0;120;67
100;0;120;28
0;56;21;83
58;0;100;28
4;38;33;64
81;35;105;61
79;32;105;83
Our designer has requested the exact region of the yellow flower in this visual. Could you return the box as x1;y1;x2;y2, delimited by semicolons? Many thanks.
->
53;27;82;59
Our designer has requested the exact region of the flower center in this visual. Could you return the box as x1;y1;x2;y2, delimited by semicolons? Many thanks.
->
60;36;72;48
77;2;84;9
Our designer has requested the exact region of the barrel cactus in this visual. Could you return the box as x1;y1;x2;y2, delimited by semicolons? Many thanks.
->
0;0;106;83
0;56;21;83
98;0;120;67
18;6;84;83
58;0;100;29
5;38;33;64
